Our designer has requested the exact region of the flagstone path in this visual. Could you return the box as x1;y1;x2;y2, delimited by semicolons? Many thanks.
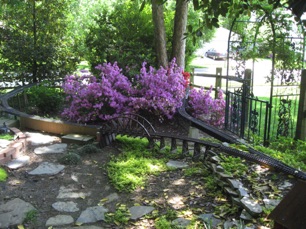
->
0;131;192;228
0;130;296;229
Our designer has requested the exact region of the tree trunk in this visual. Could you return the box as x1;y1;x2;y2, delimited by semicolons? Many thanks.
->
152;0;168;68
171;0;188;69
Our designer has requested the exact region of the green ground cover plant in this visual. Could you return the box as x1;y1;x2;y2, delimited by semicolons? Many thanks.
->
0;167;7;182
0;133;14;140
255;136;306;171
107;135;169;192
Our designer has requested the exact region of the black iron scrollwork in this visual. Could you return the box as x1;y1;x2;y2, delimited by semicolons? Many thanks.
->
277;99;291;137
249;109;259;133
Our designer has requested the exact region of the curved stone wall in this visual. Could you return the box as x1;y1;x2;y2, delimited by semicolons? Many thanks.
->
0;84;99;136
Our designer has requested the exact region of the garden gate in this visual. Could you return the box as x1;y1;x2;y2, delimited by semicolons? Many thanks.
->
224;10;305;145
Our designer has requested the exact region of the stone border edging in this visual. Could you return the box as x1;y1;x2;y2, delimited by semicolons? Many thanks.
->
0;84;99;137
0;127;27;165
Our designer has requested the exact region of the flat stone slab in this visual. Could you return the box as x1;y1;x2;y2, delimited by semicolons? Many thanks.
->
76;206;108;224
166;160;188;169
46;215;74;227
57;185;91;199
28;162;65;175
56;226;104;229
6;155;30;169
26;132;61;145
172;218;191;227
0;198;36;228
103;193;119;204
129;206;155;220
198;213;222;227
52;201;79;212
34;143;67;154
0;139;11;148
61;134;94;144
240;197;262;216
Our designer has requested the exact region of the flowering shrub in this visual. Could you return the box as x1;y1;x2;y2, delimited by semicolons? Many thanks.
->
182;71;190;88
62;59;187;123
131;59;186;120
61;59;226;126
61;62;133;122
188;87;225;128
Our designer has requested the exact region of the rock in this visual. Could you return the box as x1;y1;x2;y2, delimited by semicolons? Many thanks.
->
210;163;217;173
217;172;233;179
166;160;188;169
263;198;281;208
172;217;191;227
52;201;79;212
0;198;36;228
129;206;155;220
57;226;104;229
231;196;241;206
25;132;61;145
224;187;239;197
198;213;222;227
216;165;224;172
240;197;262;216
57;185;91;199
240;209;253;220
210;156;221;163
238;187;249;197
45;215;74;226
28;162;65;175
278;181;293;190
76;206;108;224
227;179;243;190
103;193;119;204
6;155;30;169
34;143;67;154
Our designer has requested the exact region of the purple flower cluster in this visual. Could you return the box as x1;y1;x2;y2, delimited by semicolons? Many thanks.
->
130;59;185;120
61;62;133;122
188;87;225;128
61;60;186;123
61;59;226;126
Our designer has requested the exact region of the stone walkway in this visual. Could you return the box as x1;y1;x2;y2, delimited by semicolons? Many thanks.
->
0;131;193;228
0;131;295;228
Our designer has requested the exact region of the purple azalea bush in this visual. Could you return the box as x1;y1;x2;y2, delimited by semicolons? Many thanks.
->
61;62;133;122
130;59;186;120
188;87;226;128
61;59;226;127
62;59;186;123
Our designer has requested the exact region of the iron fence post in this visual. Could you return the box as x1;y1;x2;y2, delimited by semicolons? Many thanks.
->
295;69;306;140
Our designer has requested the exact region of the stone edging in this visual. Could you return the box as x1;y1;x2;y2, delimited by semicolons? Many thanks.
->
0;84;99;137
0;127;27;165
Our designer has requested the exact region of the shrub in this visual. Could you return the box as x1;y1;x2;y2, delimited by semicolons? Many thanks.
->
130;59;186;120
25;83;63;115
58;152;81;165
188;87;225;127
61;59;188;123
61;62;133;122
77;144;101;156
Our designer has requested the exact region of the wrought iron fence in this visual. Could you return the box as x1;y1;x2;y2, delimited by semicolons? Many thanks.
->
225;89;270;144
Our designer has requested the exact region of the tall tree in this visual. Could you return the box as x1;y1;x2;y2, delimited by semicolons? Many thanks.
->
171;0;188;68
152;0;168;68
149;0;306;69
0;0;78;83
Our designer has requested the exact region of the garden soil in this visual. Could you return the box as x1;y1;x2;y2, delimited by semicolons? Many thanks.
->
0;118;297;229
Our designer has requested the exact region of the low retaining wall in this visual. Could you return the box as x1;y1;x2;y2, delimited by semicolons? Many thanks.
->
0;84;99;137
19;116;99;136
0;127;27;164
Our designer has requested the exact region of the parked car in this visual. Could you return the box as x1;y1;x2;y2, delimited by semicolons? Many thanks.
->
205;48;232;60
